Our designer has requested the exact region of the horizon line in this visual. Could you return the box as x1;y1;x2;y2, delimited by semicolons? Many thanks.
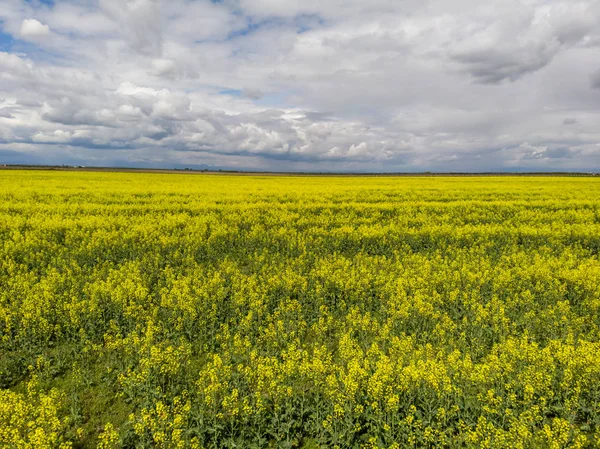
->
1;164;599;177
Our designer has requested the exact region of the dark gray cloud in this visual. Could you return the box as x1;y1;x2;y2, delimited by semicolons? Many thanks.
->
452;46;557;84
591;70;600;89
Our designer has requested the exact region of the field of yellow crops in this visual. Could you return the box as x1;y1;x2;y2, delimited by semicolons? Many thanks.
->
1;171;600;448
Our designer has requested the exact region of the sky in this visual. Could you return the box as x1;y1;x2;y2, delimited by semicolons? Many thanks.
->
1;0;600;172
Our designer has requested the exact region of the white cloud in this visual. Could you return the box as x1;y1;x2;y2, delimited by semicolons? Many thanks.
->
117;104;144;121
151;59;177;78
20;19;50;38
32;130;73;143
0;52;35;80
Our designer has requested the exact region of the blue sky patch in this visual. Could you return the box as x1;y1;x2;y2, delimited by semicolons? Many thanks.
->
294;14;325;34
25;0;55;7
226;17;284;40
0;30;14;52
219;89;243;97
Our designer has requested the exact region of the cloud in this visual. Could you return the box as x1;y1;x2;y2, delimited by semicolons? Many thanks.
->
242;88;265;100
519;143;582;160
99;0;163;56
0;52;34;80
592;70;600;88
0;0;600;171
33;130;78;144
20;19;51;38
448;2;595;84
451;44;558;84
151;59;177;78
117;104;144;121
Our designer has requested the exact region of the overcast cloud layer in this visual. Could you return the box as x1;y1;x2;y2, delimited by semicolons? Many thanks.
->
1;0;600;171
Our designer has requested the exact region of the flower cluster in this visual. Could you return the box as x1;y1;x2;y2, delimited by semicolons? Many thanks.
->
1;171;600;447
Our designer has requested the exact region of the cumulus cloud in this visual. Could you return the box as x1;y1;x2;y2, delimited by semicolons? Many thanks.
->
32;130;75;144
448;2;595;84
20;19;50;38
0;52;35;80
0;0;599;171
151;59;177;78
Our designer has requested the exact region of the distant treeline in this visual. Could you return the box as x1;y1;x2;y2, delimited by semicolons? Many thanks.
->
1;164;598;176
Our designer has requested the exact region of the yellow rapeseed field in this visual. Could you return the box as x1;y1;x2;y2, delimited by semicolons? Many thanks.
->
1;170;600;448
